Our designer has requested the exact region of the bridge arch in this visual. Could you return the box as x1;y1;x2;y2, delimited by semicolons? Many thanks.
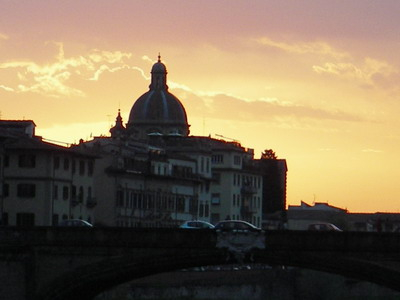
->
36;247;400;300
255;250;400;293
35;249;227;300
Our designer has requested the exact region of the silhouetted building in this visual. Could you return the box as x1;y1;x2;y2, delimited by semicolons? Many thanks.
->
0;56;288;228
0;120;97;226
74;56;288;227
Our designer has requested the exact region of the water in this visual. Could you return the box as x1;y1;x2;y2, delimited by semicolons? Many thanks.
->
94;265;400;300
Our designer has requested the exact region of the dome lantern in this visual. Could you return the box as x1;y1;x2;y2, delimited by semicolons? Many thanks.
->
149;54;168;91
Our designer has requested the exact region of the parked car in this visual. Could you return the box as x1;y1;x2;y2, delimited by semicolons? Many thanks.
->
214;220;261;232
180;220;215;229
58;219;93;227
308;223;342;231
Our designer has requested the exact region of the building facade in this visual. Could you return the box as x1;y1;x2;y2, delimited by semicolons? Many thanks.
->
0;57;288;228
0;121;96;226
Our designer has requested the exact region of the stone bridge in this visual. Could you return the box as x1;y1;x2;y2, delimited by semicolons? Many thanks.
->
1;227;400;300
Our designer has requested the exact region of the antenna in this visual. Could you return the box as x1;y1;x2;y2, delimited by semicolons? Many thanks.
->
106;114;112;128
215;134;239;143
202;116;205;136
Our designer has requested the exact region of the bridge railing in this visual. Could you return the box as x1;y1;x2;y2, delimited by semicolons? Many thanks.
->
0;227;218;248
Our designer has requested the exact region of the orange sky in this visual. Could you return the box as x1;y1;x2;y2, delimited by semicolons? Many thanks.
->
1;1;400;212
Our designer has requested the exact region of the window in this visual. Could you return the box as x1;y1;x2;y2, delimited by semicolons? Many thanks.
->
234;155;241;165
4;155;9;167
16;213;35;226
79;160;85;175
87;187;92;198
52;214;59;226
116;190;124;207
176;196;185;212
19;154;36;168
17;184;36;198
72;185;77;199
78;186;84;202
88;161;94;176
211;154;223;164
63;186;69;200
3;184;9;197
211;193;220;205
1;213;8;226
53;185;58;200
54;156;60;169
63;158;69;170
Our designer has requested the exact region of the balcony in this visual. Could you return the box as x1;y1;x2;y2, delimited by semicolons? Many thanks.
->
241;185;257;195
71;196;83;207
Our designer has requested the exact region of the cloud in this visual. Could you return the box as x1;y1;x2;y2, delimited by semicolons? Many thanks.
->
362;149;383;153
174;87;365;124
89;65;146;81
255;36;400;93
0;85;14;92
0;42;134;97
0;33;9;40
313;56;399;93
141;55;155;64
0;58;86;97
256;37;349;59
313;58;396;82
88;50;131;64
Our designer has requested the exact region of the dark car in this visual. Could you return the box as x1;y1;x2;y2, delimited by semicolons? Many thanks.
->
58;219;93;227
214;220;261;232
180;220;215;229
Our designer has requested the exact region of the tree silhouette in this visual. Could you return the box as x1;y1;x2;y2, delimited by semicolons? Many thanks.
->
261;149;277;160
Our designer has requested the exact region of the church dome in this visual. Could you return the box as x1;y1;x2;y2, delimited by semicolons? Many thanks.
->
127;55;189;138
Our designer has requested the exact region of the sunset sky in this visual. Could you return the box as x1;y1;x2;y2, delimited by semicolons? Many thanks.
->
1;1;400;212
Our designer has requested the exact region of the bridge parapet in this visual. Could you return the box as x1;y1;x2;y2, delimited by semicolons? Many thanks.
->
0;227;218;248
